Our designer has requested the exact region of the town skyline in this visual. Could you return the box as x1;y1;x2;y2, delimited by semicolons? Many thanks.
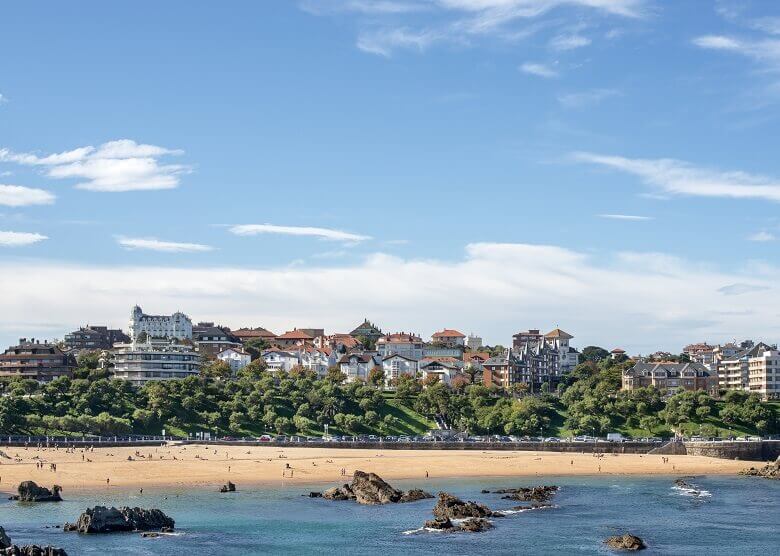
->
3;2;780;353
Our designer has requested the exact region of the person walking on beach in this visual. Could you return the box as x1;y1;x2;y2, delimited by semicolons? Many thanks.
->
425;471;428;478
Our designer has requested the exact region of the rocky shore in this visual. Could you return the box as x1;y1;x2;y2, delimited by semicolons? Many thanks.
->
604;533;647;551
739;457;779;480
64;506;175;534
320;471;433;505
493;485;559;503
0;526;67;556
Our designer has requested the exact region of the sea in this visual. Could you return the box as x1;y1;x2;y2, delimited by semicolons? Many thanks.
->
1;475;778;555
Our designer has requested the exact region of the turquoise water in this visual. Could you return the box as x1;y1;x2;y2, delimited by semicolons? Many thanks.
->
1;476;778;555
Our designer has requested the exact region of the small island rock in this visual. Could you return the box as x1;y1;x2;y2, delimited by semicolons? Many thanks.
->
604;534;647;551
64;506;175;534
10;482;62;502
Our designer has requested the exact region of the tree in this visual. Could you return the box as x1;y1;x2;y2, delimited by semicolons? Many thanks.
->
579;346;610;363
367;368;385;388
200;360;232;380
274;416;293;435
639;415;660;435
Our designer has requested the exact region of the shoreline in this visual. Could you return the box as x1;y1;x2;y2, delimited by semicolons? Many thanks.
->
0;443;757;492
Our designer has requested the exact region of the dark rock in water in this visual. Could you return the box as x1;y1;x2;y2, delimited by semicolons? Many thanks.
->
739;457;779;480
0;525;68;555
496;485;558;502
160;527;174;533
219;481;236;493
432;492;499;519
321;471;432;505
307;492;322;498
480;489;490;494
64;506;175;534
424;517;454;530
141;532;159;538
10;482;62;502
510;503;552;511
399;488;434;503
604;534;647;551
458;518;494;533
422;516;493;533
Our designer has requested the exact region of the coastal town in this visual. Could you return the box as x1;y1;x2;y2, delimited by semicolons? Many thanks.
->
1;305;777;401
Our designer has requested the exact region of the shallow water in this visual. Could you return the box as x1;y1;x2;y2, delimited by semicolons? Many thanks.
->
1;475;777;555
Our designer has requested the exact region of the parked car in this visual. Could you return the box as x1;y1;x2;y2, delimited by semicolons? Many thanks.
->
544;437;560;443
258;435;272;442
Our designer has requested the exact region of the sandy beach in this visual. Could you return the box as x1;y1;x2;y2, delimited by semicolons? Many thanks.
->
0;443;757;493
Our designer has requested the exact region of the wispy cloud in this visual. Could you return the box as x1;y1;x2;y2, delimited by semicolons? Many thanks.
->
520;62;558;78
718;283;770;296
573;152;780;202
692;34;780;71
0;139;190;192
229;224;371;242
747;231;775;242
305;0;647;56
598;213;652;221
549;33;591;50
0;185;55;207
0;93;6;104
117;237;214;253
557;88;619;108
0;231;47;247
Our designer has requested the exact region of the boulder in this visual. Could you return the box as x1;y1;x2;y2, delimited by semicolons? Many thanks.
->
604;534;647;551
497;485;558;503
432;492;499;519
307;492;322;498
219;481;236;493
10;482;62;502
64;506;175;534
0;527;10;550
321;471;432;505
160;527;174;534
423;517;454;530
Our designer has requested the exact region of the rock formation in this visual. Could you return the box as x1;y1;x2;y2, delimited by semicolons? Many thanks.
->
739;457;779;480
432;492;502;519
321;471;433;505
423;517;493;533
219;481;236;493
604;534;647;551
0;525;68;555
496;485;558;502
10;482;62;502
64;506;175;534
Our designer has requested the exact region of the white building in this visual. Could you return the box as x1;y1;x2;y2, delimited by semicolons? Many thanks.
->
466;334;483;350
261;346;333;376
420;357;463;385
544;329;579;373
747;348;780;400
338;353;378;382
217;347;251;373
381;354;419;385
129;305;192;341
110;338;200;387
376;333;424;360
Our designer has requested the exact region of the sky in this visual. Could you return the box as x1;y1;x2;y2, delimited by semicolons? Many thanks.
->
1;0;780;354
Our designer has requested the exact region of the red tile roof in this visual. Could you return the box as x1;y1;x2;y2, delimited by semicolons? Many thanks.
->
431;329;465;338
276;330;314;340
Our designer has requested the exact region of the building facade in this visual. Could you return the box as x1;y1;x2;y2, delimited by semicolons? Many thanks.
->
110;339;201;387
192;322;240;358
64;326;130;351
129;305;192;341
217;347;251;373
622;362;718;395
0;339;76;382
430;329;466;348
747;348;780;400
376;332;424;360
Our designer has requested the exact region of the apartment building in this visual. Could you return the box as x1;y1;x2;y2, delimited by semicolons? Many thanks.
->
747;348;780;400
622;361;718;395
0;339;76;382
129;305;192;341
110;339;200;387
64;325;129;351
717;342;774;392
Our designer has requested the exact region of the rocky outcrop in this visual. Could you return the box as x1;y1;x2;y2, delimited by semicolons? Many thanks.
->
432;492;501;519
423;517;493;533
321;471;433;505
739;457;779;480
219;481;236;493
0;525;68;555
64;506;175;534
604;534;647;551
496;485;558;502
10;482;62;502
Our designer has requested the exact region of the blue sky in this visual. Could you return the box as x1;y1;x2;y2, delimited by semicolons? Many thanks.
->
1;0;780;353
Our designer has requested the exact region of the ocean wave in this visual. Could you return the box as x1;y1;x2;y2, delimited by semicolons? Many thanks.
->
499;505;557;515
672;485;711;498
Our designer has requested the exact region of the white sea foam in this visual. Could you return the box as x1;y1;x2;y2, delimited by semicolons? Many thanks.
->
672;485;711;498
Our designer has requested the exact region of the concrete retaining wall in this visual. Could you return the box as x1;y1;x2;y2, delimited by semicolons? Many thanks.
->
684;440;779;461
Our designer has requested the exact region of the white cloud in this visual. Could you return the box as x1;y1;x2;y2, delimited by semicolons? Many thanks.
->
0;139;189;192
0;241;776;354
573;152;780;202
0;231;47;247
229;224;371;242
557;88;619;107
306;0;646;56
598;213;652;221
520;62;558;77
717;283;770;296
693;34;780;71
0;185;55;207
0;93;6;104
747;231;775;242
549;33;591;50
357;28;441;56
116;237;214;253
